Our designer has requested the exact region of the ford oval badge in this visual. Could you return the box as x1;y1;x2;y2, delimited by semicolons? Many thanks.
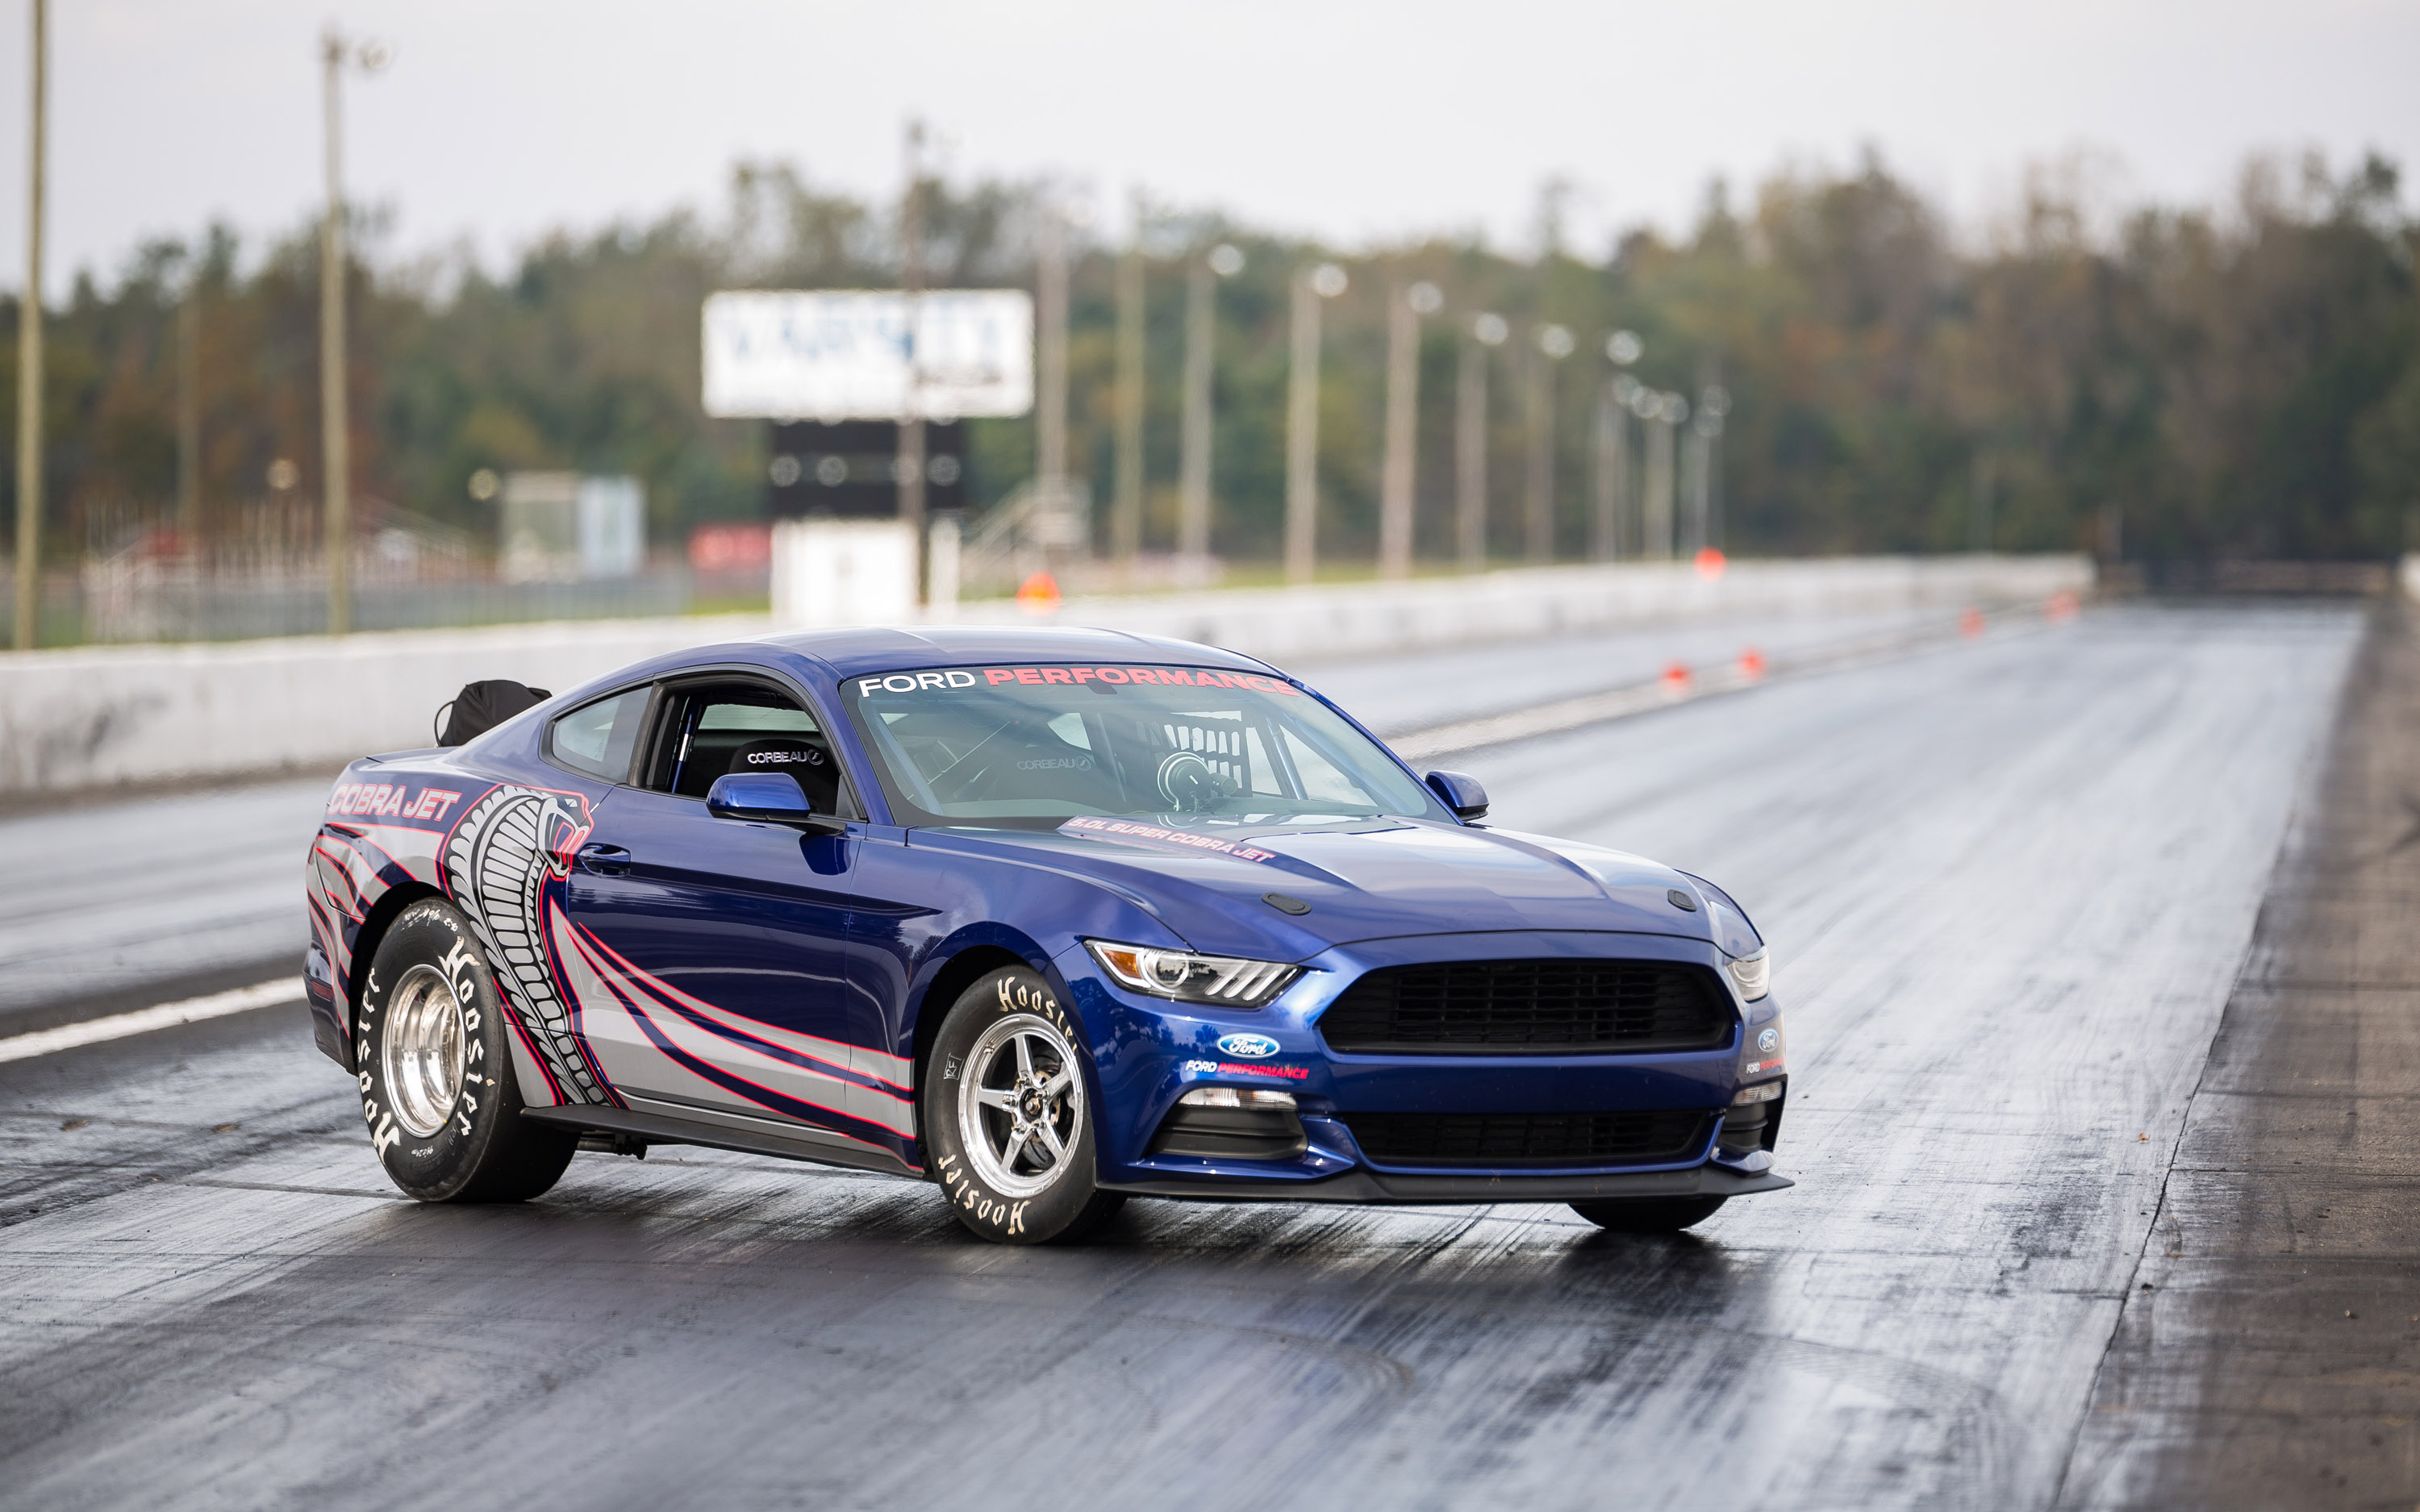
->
1757;1027;1780;1054
1217;1033;1281;1059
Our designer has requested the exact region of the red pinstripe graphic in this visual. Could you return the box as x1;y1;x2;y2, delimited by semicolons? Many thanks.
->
574;924;914;1096
561;923;908;1149
306;893;346;1002
538;898;621;1107
310;841;364;914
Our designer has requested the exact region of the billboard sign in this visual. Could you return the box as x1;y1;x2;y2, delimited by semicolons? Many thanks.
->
702;289;1033;421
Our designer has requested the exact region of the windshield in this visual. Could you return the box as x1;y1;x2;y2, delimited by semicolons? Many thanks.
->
843;662;1448;827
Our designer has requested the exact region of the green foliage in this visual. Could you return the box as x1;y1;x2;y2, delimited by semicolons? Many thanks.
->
3;150;2414;565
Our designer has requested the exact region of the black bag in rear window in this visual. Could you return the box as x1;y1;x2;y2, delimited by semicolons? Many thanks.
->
436;680;553;747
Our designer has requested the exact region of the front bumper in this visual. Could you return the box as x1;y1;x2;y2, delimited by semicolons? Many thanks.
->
1054;929;1791;1202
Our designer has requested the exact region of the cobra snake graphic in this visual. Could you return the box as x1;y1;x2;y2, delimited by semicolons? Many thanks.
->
443;785;603;1104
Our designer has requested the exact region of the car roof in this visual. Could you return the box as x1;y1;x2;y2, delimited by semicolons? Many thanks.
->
755;624;1280;681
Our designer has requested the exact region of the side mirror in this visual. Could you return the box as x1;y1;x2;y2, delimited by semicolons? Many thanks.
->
1424;769;1489;822
706;772;844;833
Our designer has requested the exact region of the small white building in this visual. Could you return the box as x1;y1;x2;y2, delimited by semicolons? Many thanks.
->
499;473;647;582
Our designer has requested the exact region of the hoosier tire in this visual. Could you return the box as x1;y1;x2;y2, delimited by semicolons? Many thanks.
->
355;898;576;1203
1568;1195;1727;1233
924;965;1126;1245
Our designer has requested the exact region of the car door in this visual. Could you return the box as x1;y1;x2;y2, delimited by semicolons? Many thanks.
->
557;673;910;1152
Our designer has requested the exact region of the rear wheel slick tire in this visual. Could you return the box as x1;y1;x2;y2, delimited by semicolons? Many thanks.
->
1569;1195;1728;1233
356;898;575;1203
924;965;1125;1245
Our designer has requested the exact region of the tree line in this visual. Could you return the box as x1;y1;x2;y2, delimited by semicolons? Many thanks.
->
2;148;2414;568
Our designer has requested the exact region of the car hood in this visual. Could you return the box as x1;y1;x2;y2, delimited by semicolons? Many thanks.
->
910;817;1750;960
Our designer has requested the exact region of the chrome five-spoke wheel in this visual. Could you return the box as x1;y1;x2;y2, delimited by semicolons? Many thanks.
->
958;1012;1084;1198
380;963;467;1138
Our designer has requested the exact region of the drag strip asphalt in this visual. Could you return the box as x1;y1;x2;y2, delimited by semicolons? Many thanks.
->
0;600;2388;1510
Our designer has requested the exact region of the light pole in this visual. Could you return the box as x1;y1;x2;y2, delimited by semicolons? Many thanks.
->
1458;313;1507;573
319;26;388;636
1178;244;1241;565
1595;331;1642;562
1036;202;1070;511
1379;280;1441;580
1694;384;1729;555
15;0;44;651
896;118;928;601
1284;261;1346;585
1968;449;1995;553
177;278;202;556
1525;323;1573;564
1638;388;1685;560
1112;190;1145;565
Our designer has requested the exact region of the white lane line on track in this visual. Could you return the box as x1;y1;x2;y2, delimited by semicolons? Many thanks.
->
0;979;305;1064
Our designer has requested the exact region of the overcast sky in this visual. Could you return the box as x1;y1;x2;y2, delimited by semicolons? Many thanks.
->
2;0;2416;295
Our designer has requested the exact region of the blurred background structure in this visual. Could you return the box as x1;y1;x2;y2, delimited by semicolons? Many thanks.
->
0;4;2415;644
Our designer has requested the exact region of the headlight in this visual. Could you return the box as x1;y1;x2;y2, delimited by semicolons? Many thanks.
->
1726;950;1770;1002
1085;940;1300;1007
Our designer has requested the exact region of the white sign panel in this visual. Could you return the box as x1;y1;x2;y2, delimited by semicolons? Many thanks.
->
702;289;1033;421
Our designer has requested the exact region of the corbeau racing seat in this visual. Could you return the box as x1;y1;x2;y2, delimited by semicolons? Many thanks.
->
721;735;841;816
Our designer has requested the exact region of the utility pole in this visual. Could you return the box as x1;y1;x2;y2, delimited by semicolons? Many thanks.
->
1284;262;1346;585
1112;193;1145;565
178;284;202;553
320;29;349;635
15;0;44;652
1457;314;1506;573
1379;281;1440;580
1036;205;1069;508
319;27;386;636
896;118;928;602
1525;323;1573;564
1178;244;1241;564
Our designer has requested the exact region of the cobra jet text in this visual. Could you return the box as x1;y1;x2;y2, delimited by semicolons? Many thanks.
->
328;784;463;822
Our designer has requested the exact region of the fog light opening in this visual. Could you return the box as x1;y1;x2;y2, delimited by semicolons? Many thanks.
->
1179;1086;1298;1110
1731;1081;1782;1106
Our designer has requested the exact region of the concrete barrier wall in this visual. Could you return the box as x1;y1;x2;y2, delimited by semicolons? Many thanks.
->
0;554;2089;798
954;553;2090;665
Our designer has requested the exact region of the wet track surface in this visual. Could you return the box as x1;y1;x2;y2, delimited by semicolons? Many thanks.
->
2;601;2408;1510
0;776;334;1035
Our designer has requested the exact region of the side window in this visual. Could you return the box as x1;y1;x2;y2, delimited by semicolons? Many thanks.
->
547;688;651;782
641;679;849;816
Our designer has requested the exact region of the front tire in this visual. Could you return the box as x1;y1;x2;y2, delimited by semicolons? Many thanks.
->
924;965;1125;1245
356;898;575;1202
1569;1195;1727;1233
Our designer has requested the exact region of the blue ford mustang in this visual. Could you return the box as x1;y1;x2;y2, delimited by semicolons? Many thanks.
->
304;626;1789;1243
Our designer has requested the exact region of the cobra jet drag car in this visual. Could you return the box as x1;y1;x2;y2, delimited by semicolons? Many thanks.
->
305;627;1790;1243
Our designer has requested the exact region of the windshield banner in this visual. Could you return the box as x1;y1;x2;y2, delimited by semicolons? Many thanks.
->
855;665;1300;696
1058;815;1279;864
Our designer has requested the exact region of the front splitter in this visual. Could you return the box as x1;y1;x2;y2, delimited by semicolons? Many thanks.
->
1102;1160;1792;1206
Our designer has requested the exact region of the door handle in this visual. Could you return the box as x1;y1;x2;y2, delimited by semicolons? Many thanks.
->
576;843;632;876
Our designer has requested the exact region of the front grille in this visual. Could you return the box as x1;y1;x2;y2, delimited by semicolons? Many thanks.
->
1342;1110;1712;1168
1318;959;1732;1056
